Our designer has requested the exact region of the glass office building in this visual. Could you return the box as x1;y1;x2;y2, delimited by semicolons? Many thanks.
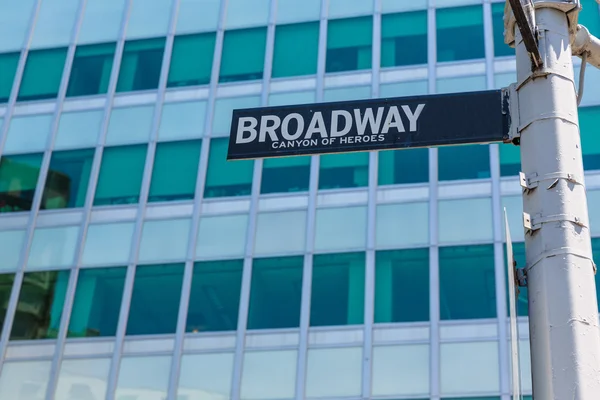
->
1;0;600;399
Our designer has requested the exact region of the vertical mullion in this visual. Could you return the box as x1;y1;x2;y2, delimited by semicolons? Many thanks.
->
428;3;440;400
0;0;44;377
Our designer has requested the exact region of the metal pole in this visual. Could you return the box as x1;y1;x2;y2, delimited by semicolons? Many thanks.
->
508;1;600;398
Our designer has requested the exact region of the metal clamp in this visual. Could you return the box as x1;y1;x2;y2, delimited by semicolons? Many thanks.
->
524;246;597;275
524;212;587;234
520;171;583;193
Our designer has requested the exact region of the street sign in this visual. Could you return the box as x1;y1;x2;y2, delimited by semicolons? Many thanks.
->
227;89;510;161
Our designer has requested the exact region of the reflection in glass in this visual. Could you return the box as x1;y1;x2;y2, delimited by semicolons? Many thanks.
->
178;353;234;400
116;38;166;92
219;28;267;83
27;226;79;269
319;152;368;190
381;11;428;67
4;114;52;155
17;48;68;101
0;360;51;400
115;356;171;399
55;358;111;400
0;52;19;103
55;110;104;150
0;153;43;213
68;268;127;338
11;270;70;340
205;138;254;198
149;140;202;202
82;222;135;266
196;214;248;259
42;149;95;209
272;22;319;78
436;5;485;62
67;42;116;97
138;219;191;263
168;33;216;87
326;17;372;73
378;148;428;185
0;274;15;337
261;156;310;194
0;232;25;271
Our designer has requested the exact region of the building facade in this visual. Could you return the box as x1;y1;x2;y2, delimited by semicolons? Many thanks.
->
0;0;600;399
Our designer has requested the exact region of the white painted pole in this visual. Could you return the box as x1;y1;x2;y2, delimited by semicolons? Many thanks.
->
509;1;600;398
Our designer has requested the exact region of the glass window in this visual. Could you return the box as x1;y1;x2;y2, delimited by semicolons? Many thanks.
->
55;358;111;400
0;52;19;103
82;222;135;266
116;38;165;93
196;214;248;259
126;0;172;40
30;0;80;49
78;0;126;45
439;198;493;244
380;80;428;97
311;252;365;326
219;27;267;83
381;11;427;67
269;91;315;107
580;0;600;42
589;190;600;237
0;230;26;270
248;256;303;329
11;270;70;340
176;0;221;34
276;0;321;24
168;33;215;88
439;245;496;320
138;219;191;262
593;238;600;307
376;202;429;248
272;22;319;78
178;353;234;399
323;85;371;102
115;356;171;399
505;241;528;317
378;148;428;185
93;144;147;206
495;71;516;90
315;207;367;252
240;350;297;400
205;138;254;198
187;260;243;332
439;144;490;181
436;5;485;62
18;48;68;101
492;3;514;57
306;347;362;397
0;0;37;52
0;361;51;400
319;152;368;190
67;267;126;338
437;75;486;94
329;0;373;17
127;263;184;335
0;274;15;334
261;156;311;194
500;141;521;176
4;114;53;155
372;344;429;397
213;96;261;136
326;17;372;73
502;195;524;243
27;226;79;269
255;211;306;255
375;248;429;323
66;42;115;97
225;0;270;29
0;153;44;214
159;101;207;141
149;139;202;202
105;105;154;146
41;149;95;210
579;106;600;170
55;109;104;150
441;341;500;395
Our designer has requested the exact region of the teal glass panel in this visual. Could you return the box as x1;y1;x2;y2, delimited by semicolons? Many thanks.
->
148;140;202;202
78;0;126;45
492;3;514;57
439;245;496;320
225;0;270;29
248;256;303;330
436;5;485;62
187;259;243;333
29;0;80;49
0;0;37;52
66;42;116;97
319;152;369;190
593;238;600;309
579;106;600;170
17;47;68;101
4;113;52;155
378;148;428;185
261;156;310;194
326;17;373;73
375;248;429;323
500;142;521;176
219;27;267;82
504;242;528;317
272;22;319;78
381;11;427;67
11;270;70;340
126;0;172;40
0;52;19;103
116;38;165;92
67;267;127;338
580;0;600;39
41;149;95;210
168;32;216;88
311;252;365;327
277;0;321;24
176;0;221;34
93;145;147;206
205;138;254;198
0;274;14;337
127;263;185;335
0;153;43;213
439;145;490;181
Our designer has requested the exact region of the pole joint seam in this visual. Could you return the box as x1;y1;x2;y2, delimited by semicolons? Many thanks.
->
518;110;578;133
524;246;597;275
520;171;584;193
523;212;587;233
